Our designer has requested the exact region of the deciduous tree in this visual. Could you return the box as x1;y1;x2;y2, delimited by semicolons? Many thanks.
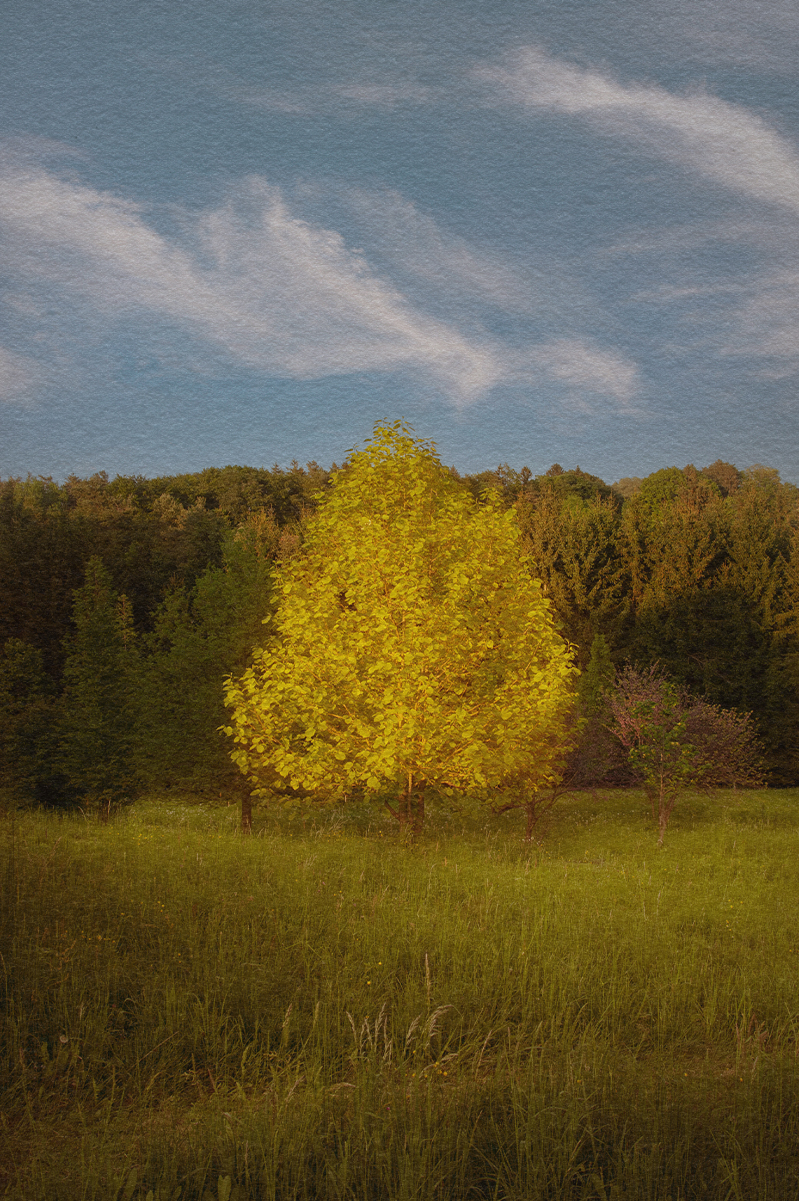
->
607;665;764;845
224;423;578;834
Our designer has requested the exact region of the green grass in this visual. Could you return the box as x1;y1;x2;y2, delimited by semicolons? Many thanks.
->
1;788;799;1200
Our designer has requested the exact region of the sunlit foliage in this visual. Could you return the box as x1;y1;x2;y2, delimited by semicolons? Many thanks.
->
224;423;578;831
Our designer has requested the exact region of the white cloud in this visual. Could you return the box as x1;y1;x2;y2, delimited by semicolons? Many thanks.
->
477;47;799;215
0;158;646;412
600;217;799;377
332;186;535;313
475;47;799;379
0;164;503;403
523;339;641;410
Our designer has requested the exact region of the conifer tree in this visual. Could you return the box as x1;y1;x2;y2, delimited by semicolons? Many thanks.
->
135;522;275;806
0;639;58;807
57;557;140;815
579;634;615;716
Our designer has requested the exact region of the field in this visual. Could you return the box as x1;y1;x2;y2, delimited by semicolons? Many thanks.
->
1;789;798;1200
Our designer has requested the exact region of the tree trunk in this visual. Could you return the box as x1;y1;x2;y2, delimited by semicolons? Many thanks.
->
657;793;668;845
525;799;537;842
400;779;411;831
657;814;667;846
387;774;425;837
412;786;425;837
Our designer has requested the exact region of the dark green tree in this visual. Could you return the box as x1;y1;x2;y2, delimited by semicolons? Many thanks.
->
0;479;89;677
517;485;625;658
565;634;629;792
135;521;275;814
57;558;141;815
767;525;799;784
578;633;615;716
0;640;58;808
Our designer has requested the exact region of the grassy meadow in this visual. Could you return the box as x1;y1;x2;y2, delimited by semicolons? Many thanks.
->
1;788;799;1200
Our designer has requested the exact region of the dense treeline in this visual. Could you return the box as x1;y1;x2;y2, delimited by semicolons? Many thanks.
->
0;455;797;811
512;461;799;785
0;462;326;673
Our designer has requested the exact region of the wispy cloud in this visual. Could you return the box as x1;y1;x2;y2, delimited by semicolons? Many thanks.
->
328;185;535;314
603;216;799;379
631;283;745;303
477;47;799;215
475;49;799;382
196;178;504;399
668;0;799;70
0;163;501;403
522;339;642;411
0;154;646;412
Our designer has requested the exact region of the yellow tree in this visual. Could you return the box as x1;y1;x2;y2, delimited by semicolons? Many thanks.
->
223;423;578;834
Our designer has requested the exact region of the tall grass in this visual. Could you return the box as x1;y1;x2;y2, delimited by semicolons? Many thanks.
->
1;789;798;1199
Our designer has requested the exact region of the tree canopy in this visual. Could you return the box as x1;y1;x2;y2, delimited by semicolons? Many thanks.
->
223;423;579;831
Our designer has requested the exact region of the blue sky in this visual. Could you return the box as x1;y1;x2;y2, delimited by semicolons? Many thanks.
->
1;0;798;482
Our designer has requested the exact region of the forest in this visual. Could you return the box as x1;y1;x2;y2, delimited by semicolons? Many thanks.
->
1;451;797;818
